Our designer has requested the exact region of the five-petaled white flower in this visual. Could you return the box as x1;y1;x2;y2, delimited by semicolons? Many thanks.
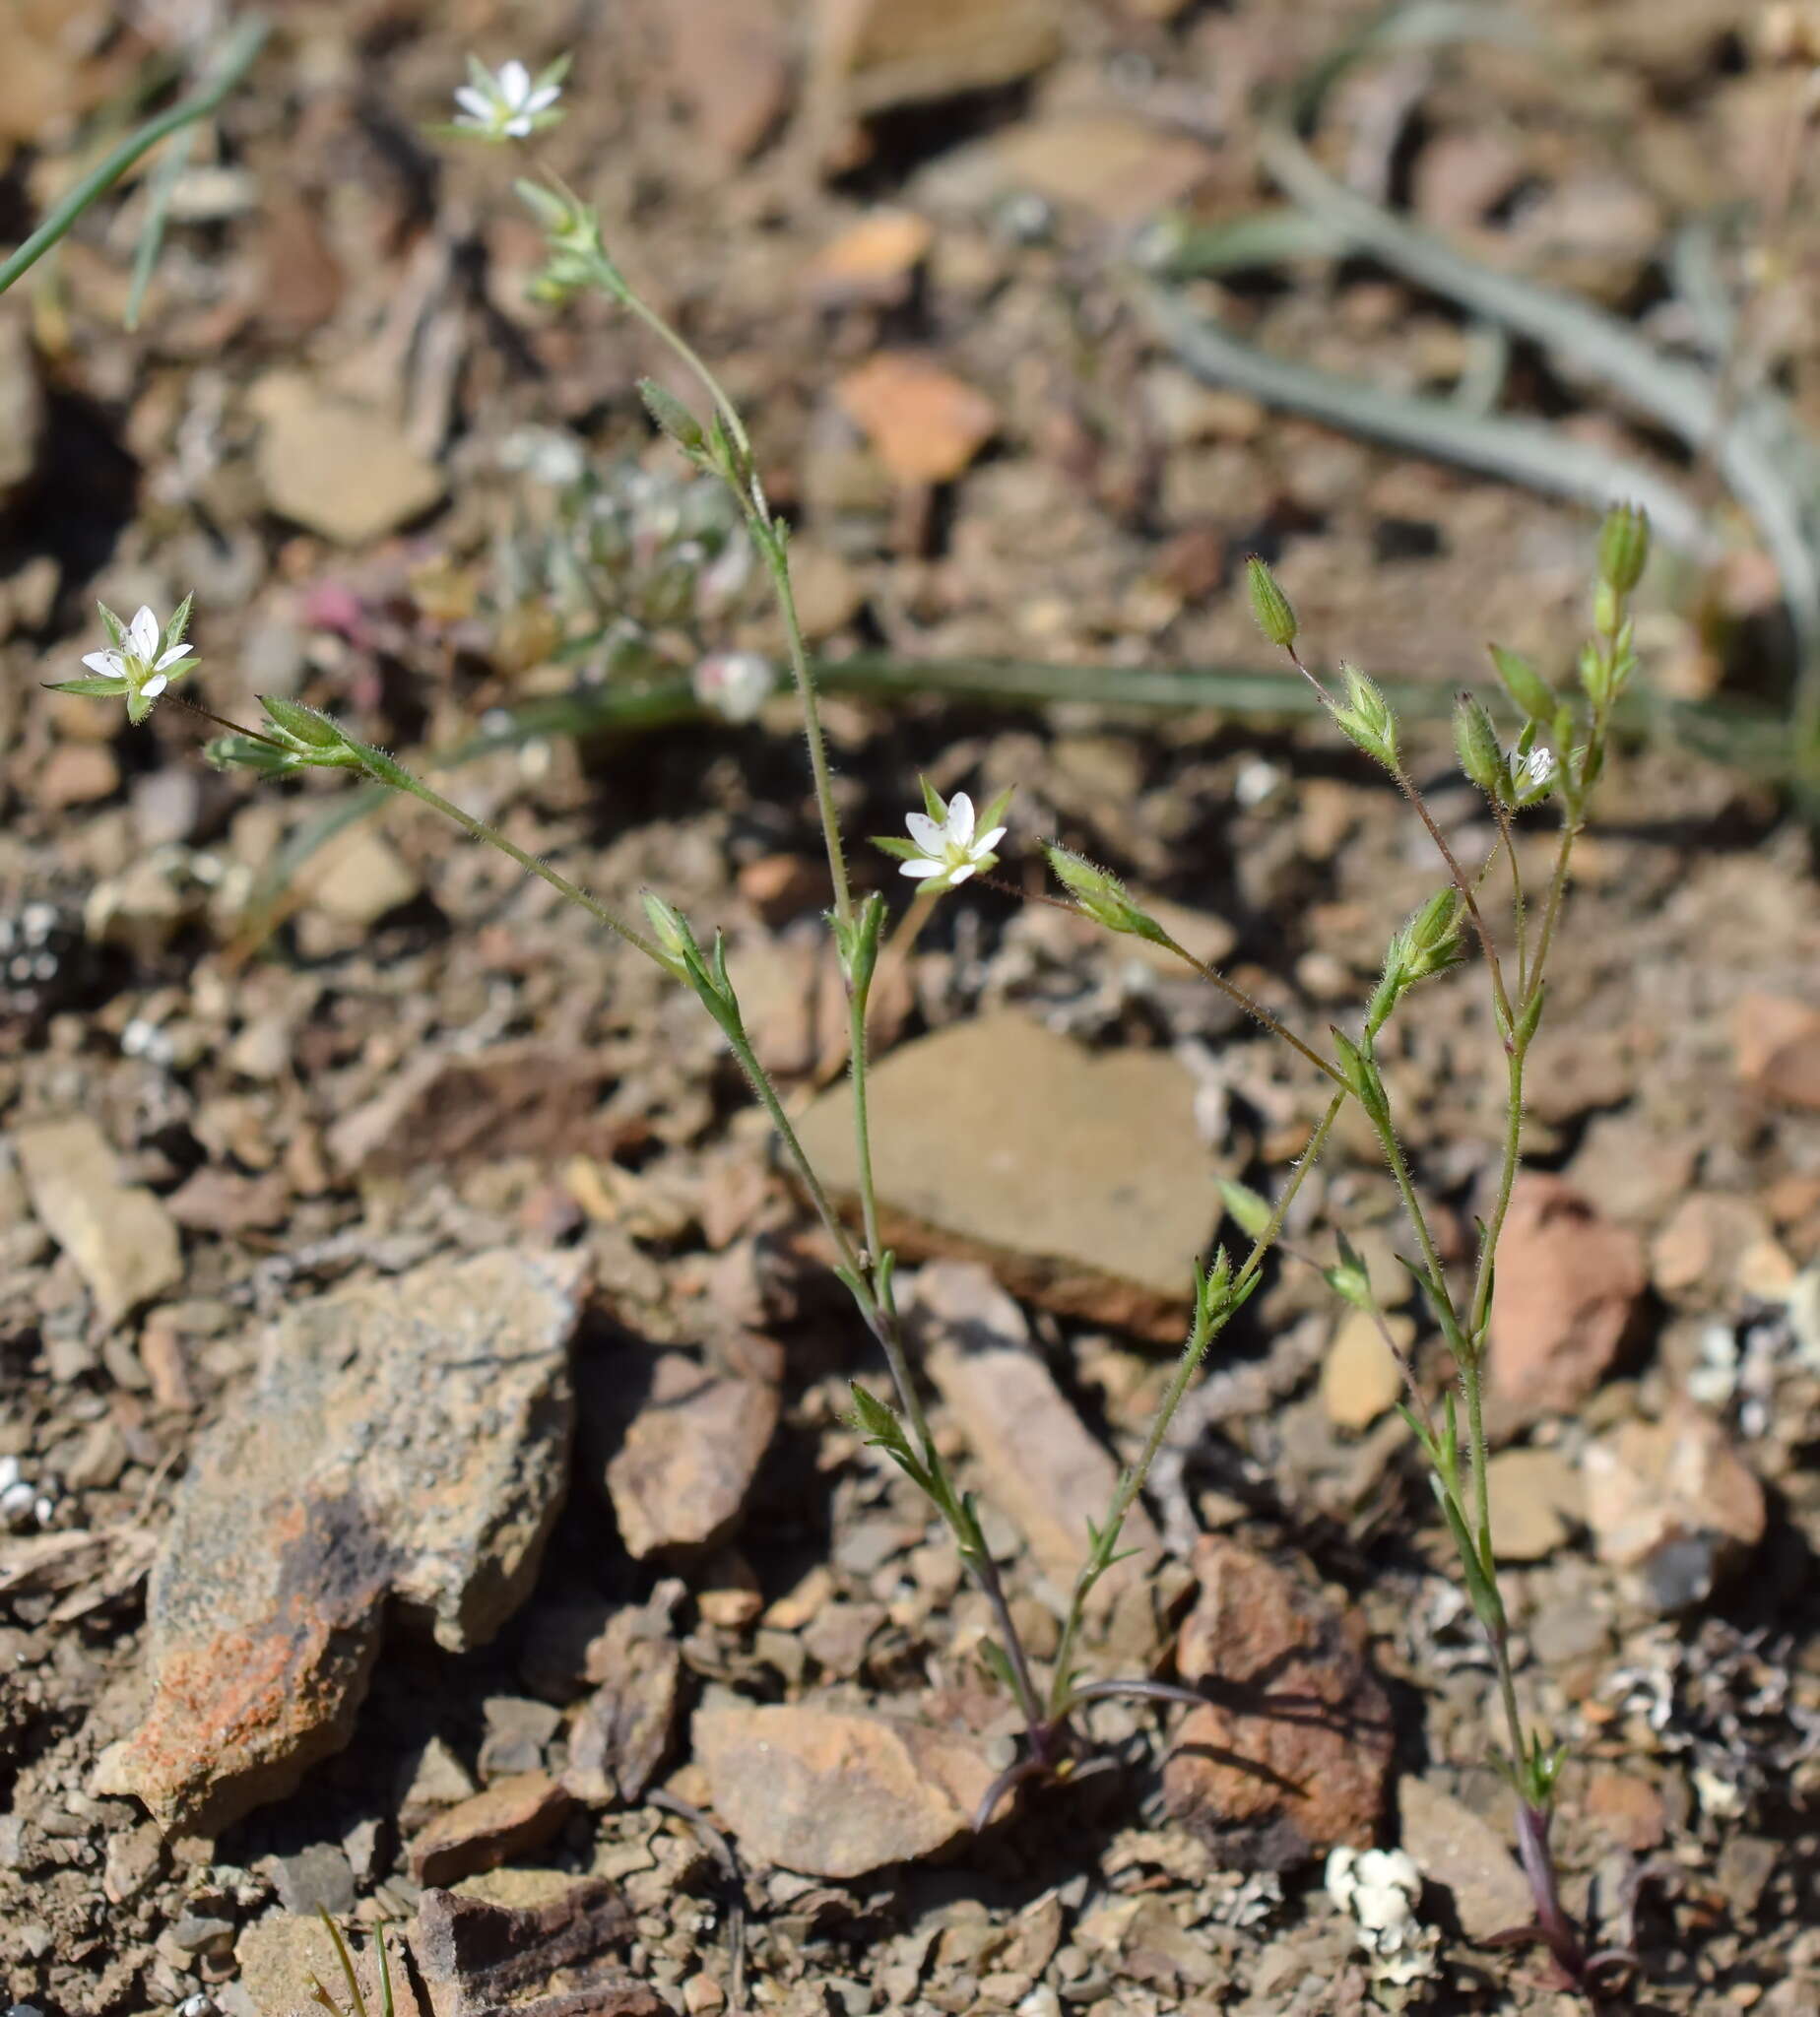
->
1522;746;1555;789
453;56;566;141
895;788;1008;892
57;599;196;724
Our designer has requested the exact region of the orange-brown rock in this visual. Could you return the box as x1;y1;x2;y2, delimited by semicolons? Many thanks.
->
407;1772;574;1888
1487;1173;1646;1413
1163;1536;1393;1868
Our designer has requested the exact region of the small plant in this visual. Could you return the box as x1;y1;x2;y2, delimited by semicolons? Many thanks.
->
47;48;1659;2001
304;1910;395;2017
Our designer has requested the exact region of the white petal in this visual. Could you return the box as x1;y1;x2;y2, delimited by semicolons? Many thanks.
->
498;60;531;104
524;84;561;112
900;858;946;879
128;606;161;658
946;863;977;885
141;674;168;698
154;642;192;671
973;825;1007;855
944;792;975;845
904;812;943;854
453;85;494;118
82;650;125;678
503;113;534;136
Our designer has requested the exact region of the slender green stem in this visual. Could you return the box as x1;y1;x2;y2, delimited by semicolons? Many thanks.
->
1392;763;1516;1037
1492;802;1528;1001
0;18;269;297
1048;1088;1344;1717
1154;932;1348;1089
353;745;665;964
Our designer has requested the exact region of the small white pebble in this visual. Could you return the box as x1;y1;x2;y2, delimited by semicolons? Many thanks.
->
1234;756;1284;808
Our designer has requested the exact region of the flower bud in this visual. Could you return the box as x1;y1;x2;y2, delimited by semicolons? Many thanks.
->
1454;692;1509;801
1245;556;1297;650
1596;501;1650;597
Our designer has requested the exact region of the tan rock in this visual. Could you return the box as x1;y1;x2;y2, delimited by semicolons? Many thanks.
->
693;1699;997;1876
1482;1445;1584;1564
1487;1173;1645;1413
236;1912;424;2017
794;1011;1224;1340
1650;1192;1775;1299
1583;1402;1766;1610
114;1251;585;1830
250;371;444;545
1319;1309;1412;1432
407;1771;573;1887
296;827;420;929
818;0;1061;116
13;1116;182;1328
601;1350;779;1558
1734;991;1820;1111
1585;1766;1667;1852
659;0;788;162
809;210;935;304
413;1877;652;2017
1398;1776;1529;1941
1163;1536;1393;1866
991;113;1216;226
834;352;997;485
912;1261;1159;1610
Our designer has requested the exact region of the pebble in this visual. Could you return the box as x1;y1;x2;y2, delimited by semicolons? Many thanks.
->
1319;1309;1412;1432
1583;1402;1767;1611
12;1117;183;1330
693;1698;998;1878
1163;1535;1394;1866
592;1346;779;1559
1733;991;1820;1111
834;352;998;486
249;372;444;546
911;1261;1159;1612
1487;1174;1646;1414
1482;1446;1585;1563
1398;1775;1530;1941
406;1770;573;1888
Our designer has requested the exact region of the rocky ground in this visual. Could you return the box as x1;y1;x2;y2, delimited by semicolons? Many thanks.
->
3;2;1820;2015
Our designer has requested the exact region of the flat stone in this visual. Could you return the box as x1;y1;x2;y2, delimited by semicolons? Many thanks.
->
296;827;421;930
1319;1310;1412;1432
834;352;998;485
1163;1536;1394;1868
398;1736;479;1834
1487;1174;1645;1414
820;0;1061;117
1482;1446;1584;1563
250;371;445;545
1650;1192;1776;1300
562;1603;682;1805
268;1841;355;1917
1398;1776;1530;1942
808;210;935;305
236;1912;425;2017
1583;1402;1766;1611
407;1771;573;1888
108;1250;585;1831
693;1698;997;1877
594;1348;779;1559
990;112;1216;226
13;1117;183;1329
1733;991;1820;1111
327;1041;620;1179
794;1011;1224;1340
910;1262;1159;1611
413;1877;648;2017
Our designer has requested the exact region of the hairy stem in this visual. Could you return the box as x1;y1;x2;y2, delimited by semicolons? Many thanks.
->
1048;1089;1344;1717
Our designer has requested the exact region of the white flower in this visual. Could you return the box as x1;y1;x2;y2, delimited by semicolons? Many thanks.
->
692;650;773;724
453;56;566;141
897;788;1007;891
61;598;196;724
1522;746;1555;790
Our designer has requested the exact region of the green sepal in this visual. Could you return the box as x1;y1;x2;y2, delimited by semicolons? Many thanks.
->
44;676;130;698
1454;691;1510;802
96;601;128;651
1245;555;1298;650
1488;644;1556;723
1218;1177;1273;1242
1331;1027;1388;1122
872;834;923;862
162;590;195;657
260;695;348;751
639;378;706;457
1324;1230;1374;1314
